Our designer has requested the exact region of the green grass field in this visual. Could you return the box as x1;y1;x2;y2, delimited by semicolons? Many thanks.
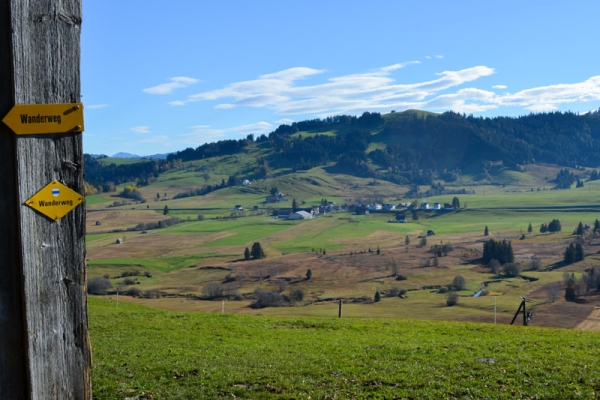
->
89;298;600;399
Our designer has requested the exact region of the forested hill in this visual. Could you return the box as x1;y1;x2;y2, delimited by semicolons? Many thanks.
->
87;109;600;189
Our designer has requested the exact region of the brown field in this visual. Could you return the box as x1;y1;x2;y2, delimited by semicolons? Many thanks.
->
88;219;600;330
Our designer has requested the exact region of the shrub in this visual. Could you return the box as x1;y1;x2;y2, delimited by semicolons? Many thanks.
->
123;278;136;286
452;275;466;291
144;271;152;278
503;263;521;277
489;259;501;274
399;288;407;297
446;291;459;306
389;287;400;297
374;291;381;302
87;277;112;295
202;283;224;299
126;287;142;297
437;286;449;294
142;289;161;299
250;288;287;309
306;269;312;280
395;275;407;281
290;289;305;302
277;280;288;293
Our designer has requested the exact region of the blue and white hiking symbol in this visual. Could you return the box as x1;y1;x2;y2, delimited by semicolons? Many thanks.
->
52;188;60;197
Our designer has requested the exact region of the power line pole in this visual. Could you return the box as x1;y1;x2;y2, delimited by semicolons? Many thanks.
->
0;1;90;398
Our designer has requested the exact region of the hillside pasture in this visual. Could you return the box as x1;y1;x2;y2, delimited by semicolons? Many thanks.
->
89;298;600;399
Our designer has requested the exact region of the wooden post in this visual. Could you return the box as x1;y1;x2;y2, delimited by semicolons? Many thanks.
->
0;1;91;399
338;299;343;318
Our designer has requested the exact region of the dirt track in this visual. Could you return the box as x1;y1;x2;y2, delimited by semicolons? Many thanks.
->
576;307;600;331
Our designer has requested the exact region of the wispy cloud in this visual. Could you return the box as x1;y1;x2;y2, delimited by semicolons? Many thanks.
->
129;126;151;134
143;76;199;95
168;64;600;118
229;121;273;134
87;104;108;109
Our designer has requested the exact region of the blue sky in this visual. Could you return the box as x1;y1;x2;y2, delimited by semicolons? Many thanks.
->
82;1;600;156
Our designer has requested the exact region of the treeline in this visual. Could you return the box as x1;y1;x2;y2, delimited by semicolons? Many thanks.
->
167;138;250;162
84;154;174;193
130;217;181;232
269;111;384;138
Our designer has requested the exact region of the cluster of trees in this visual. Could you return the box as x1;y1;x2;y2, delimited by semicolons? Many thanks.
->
120;185;145;201
540;219;562;233
564;268;600;301
202;283;241;300
250;287;305;309
563;243;584;265
554;169;578;189
482;239;515;265
244;242;265;260
429;243;454;257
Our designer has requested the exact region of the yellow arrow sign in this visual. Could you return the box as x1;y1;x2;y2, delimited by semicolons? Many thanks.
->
2;103;84;135
25;180;85;221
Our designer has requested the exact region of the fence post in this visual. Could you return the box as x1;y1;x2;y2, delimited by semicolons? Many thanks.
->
0;1;91;398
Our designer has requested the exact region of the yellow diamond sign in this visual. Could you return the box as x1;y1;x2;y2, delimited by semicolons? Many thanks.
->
25;180;84;221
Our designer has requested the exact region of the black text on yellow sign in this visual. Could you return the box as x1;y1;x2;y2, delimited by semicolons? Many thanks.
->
25;180;84;221
2;103;84;135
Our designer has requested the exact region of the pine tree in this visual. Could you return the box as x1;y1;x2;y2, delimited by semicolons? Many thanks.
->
163;205;169;215
306;269;312;280
576;222;584;236
484;225;489;236
244;247;250;260
575;243;584;262
374;291;381;302
528;223;533;234
595;219;600;233
251;242;265;259
292;198;298;211
452;197;460;209
564;244;576;265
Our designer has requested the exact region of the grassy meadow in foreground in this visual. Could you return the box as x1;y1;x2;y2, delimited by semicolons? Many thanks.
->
90;298;600;399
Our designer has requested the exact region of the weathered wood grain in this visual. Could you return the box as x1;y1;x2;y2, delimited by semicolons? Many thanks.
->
1;0;91;398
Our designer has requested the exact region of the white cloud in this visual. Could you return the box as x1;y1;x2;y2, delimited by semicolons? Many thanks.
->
143;76;199;95
129;126;150;134
87;104;108;109
276;118;295;125
167;64;600;119
229;121;273;134
434;55;443;59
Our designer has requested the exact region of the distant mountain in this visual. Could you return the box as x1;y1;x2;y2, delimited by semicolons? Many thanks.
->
110;152;171;160
111;152;141;159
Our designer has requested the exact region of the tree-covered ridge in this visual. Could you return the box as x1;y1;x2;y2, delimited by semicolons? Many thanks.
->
85;109;600;189
84;154;171;192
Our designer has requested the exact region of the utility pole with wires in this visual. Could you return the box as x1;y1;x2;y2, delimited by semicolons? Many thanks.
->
510;297;533;326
